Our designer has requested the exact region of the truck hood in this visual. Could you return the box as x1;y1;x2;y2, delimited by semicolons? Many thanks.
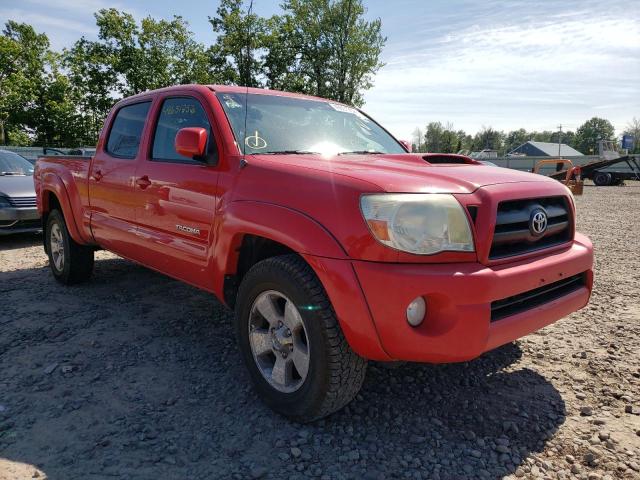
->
253;153;553;194
0;175;36;198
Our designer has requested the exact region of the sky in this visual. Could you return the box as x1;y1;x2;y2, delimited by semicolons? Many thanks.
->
1;0;639;140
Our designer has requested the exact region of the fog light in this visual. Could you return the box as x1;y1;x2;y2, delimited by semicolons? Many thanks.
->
406;296;426;327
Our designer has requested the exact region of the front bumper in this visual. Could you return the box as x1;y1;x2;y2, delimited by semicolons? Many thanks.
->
0;206;41;235
352;233;593;362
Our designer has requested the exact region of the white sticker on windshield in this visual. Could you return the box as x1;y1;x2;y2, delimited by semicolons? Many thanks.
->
328;103;367;119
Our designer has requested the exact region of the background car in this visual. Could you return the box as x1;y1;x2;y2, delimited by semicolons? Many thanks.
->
0;150;40;235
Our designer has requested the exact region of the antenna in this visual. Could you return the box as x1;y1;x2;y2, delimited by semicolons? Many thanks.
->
242;0;254;157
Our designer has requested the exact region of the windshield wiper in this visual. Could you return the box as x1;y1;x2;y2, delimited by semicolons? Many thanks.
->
0;171;27;176
338;150;384;155
252;150;320;155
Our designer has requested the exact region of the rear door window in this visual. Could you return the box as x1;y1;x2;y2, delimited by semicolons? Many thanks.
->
106;102;151;158
152;97;213;162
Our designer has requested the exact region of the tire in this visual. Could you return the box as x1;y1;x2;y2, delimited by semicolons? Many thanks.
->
234;254;367;422
593;172;612;186
46;209;94;285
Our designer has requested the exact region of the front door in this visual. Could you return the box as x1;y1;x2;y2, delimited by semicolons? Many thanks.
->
132;94;219;288
89;100;152;253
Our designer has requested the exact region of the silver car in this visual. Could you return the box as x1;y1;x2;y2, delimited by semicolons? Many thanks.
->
0;150;40;235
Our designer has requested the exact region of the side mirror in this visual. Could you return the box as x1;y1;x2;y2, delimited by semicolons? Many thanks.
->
400;140;412;152
175;127;208;159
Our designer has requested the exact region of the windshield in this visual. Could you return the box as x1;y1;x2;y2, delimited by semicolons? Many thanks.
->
217;93;405;156
0;151;34;176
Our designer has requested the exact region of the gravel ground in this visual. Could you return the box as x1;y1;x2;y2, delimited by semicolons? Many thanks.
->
0;184;639;480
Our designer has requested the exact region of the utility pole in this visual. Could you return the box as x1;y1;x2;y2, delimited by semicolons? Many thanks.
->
557;124;562;157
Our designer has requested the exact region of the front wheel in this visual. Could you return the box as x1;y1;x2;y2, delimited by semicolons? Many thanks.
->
46;209;94;285
234;254;367;422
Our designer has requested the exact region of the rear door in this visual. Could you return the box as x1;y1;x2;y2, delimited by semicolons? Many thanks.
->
89;100;152;252
132;92;220;288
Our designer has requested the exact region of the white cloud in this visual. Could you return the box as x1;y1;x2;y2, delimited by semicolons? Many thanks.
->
0;1;144;50
0;8;96;36
1;0;637;137
24;0;107;10
22;0;131;13
364;1;640;138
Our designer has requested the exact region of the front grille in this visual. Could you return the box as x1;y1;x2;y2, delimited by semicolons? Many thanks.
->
491;273;586;322
490;196;572;259
8;196;37;208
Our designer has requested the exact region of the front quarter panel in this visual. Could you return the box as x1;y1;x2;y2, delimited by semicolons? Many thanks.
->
212;200;391;359
214;199;347;289
35;158;93;244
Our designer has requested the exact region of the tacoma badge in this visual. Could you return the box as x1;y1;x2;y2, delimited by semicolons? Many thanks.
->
176;224;200;235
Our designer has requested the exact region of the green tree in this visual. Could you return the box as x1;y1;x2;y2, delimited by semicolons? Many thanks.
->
4;126;30;146
504;128;528;153
63;10;220;144
424;121;444;152
31;63;83;147
551;130;575;149
530;130;553;143
0;22;82;147
439;124;460;153
326;0;385;105
95;9;219;96
472;126;504;154
275;0;333;97
0;21;50;145
262;14;305;91
209;0;266;87
273;0;385;106
575;117;615;155
64;38;118;144
456;130;473;152
422;122;461;153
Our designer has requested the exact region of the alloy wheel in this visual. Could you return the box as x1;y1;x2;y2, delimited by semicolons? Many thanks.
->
248;290;310;393
49;222;65;272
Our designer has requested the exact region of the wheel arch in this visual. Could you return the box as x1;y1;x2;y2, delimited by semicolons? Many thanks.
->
39;174;86;245
214;201;390;361
215;200;348;306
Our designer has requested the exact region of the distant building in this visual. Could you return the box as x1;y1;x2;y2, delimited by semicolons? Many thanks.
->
509;141;583;157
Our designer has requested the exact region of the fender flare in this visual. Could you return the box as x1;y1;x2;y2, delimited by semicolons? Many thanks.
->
213;200;390;360
216;200;347;277
40;173;87;245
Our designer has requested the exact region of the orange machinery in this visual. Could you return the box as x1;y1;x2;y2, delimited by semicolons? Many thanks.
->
534;159;584;195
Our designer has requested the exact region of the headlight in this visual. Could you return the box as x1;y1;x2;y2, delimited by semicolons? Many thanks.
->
0;196;10;208
360;193;475;255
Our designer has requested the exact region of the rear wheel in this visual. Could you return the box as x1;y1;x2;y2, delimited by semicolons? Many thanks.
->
234;254;367;422
593;172;612;186
46;209;94;285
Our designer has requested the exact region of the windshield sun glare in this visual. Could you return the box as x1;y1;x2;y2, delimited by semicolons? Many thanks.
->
217;93;405;157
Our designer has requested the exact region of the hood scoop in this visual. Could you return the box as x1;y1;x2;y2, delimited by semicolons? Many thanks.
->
422;154;480;165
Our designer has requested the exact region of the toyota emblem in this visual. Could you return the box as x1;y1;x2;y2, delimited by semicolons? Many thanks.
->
529;209;548;236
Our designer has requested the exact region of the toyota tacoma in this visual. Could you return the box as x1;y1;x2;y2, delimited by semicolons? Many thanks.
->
34;85;594;421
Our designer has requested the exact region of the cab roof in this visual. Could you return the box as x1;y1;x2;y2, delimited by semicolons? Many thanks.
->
207;85;329;103
119;84;332;105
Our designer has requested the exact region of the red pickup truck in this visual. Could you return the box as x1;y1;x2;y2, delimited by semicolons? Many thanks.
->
35;84;594;421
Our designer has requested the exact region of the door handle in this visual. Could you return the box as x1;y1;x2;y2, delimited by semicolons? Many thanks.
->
93;170;103;181
136;175;151;189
